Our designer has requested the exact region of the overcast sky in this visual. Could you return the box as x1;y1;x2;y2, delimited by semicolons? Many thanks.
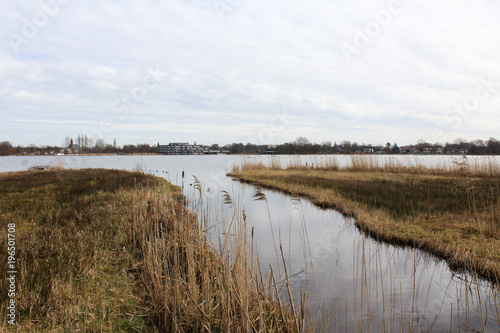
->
1;0;499;147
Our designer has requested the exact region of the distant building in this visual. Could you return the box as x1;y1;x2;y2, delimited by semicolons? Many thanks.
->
410;147;421;154
156;142;229;155
156;142;209;155
264;147;278;154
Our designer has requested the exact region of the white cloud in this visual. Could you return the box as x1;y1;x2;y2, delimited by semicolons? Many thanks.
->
0;0;499;146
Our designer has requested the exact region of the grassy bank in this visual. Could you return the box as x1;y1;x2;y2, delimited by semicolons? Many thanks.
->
229;156;500;282
0;169;300;332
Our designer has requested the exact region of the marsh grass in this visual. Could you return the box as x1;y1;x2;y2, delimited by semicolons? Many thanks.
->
132;177;301;332
230;155;500;282
0;169;156;331
236;154;500;177
0;169;301;332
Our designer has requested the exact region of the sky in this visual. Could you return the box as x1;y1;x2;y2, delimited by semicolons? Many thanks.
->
1;0;499;147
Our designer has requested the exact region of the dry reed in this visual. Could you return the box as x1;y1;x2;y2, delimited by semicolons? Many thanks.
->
0;169;302;332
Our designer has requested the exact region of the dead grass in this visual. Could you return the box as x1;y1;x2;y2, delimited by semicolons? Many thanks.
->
236;154;500;177
0;169;301;332
229;156;500;283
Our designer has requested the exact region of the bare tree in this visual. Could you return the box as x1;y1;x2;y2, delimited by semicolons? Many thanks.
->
453;138;467;145
95;139;106;152
63;137;71;148
295;137;310;146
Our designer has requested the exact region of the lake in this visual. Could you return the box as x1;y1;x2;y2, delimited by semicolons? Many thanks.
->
1;154;499;332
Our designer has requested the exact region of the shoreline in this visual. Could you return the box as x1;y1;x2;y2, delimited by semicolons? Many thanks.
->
229;168;500;283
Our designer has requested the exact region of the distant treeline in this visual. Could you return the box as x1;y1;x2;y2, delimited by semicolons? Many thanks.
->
1;136;500;156
224;137;500;155
0;136;156;156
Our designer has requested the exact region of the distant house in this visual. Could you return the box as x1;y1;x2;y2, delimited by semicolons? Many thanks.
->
410;147;421;154
363;148;374;153
264;147;278;154
333;147;344;154
436;147;444;154
423;147;432;154
258;145;276;153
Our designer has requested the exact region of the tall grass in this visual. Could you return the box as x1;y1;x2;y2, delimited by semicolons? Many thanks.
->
0;169;156;331
235;154;500;177
0;169;302;332
132;180;302;332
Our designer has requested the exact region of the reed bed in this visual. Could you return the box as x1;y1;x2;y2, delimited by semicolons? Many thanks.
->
235;155;500;177
0;169;301;332
132;177;302;332
230;155;500;283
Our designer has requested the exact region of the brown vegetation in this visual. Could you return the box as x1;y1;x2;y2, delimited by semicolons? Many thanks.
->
229;156;500;282
0;169;301;332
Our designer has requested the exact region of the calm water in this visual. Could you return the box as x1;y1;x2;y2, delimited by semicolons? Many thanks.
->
1;155;499;332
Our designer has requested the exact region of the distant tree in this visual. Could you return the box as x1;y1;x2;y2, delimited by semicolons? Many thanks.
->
28;144;37;154
471;139;485;147
321;141;331;147
486;138;500;155
340;140;351;153
63;136;71;148
103;144;115;153
416;139;427;151
95;139;106;153
137;143;153;153
0;141;15;156
241;143;257;154
122;144;137;154
276;142;296;154
227;143;244;154
295;137;310;146
453;138;467;145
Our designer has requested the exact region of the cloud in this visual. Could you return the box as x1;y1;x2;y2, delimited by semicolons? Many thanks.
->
0;0;499;146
